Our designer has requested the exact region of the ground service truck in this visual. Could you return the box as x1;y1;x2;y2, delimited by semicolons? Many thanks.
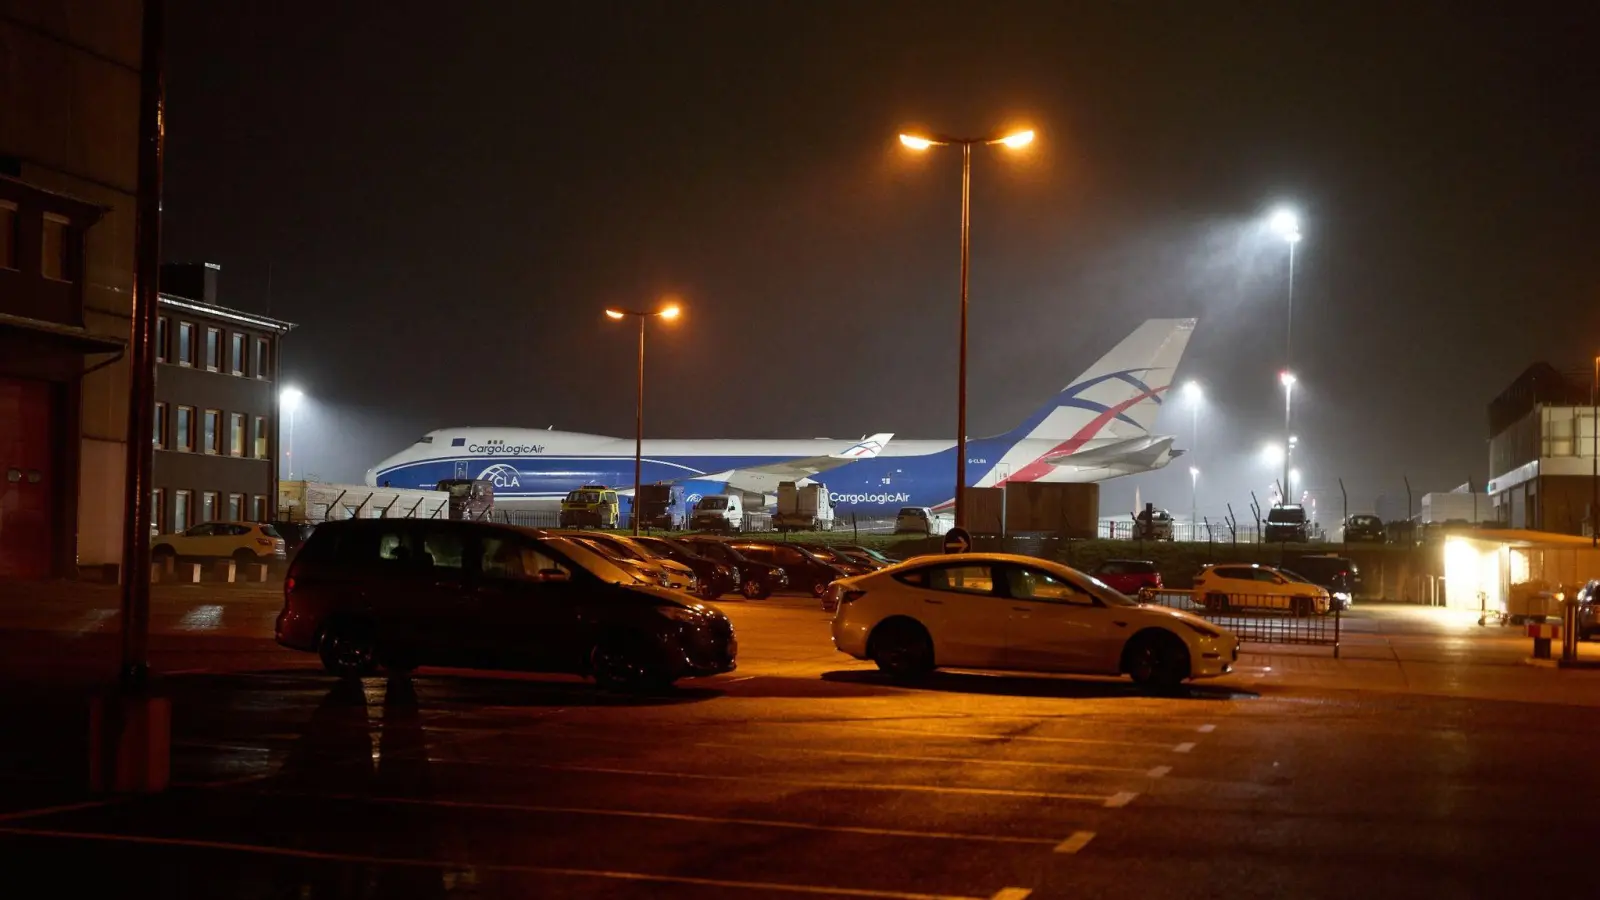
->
775;481;834;532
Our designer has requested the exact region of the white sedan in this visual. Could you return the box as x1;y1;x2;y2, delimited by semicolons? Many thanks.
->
830;552;1239;688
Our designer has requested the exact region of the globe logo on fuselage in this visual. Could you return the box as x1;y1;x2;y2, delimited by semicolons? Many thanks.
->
478;463;522;489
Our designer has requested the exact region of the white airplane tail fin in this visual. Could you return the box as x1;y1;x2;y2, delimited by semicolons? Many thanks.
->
998;318;1197;443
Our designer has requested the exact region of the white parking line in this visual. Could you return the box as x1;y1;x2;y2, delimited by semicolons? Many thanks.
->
1197;724;1216;733
1053;831;1096;854
0;825;1003;900
1104;792;1139;808
455;760;1116;803
516;729;1152;774
285;792;1070;848
816;723;1175;748
1146;766;1172;779
0;798;125;824
1173;742;1196;753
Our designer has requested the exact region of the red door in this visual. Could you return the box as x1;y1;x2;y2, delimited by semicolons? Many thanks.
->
0;377;55;579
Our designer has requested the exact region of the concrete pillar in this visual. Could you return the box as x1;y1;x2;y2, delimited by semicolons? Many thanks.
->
212;560;237;583
89;693;171;793
175;562;201;583
244;563;270;583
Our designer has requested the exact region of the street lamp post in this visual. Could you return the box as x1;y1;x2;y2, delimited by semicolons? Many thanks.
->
606;303;681;534
900;127;1034;528
280;386;303;480
1189;466;1200;540
1270;208;1303;364
1279;371;1295;505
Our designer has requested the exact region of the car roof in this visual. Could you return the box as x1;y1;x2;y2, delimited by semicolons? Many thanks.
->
1102;558;1156;565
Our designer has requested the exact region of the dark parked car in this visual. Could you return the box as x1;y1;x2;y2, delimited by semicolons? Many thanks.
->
631;535;739;601
1283;554;1360;610
1342;514;1386;544
1091;559;1163;596
793;542;877;575
1265;505;1310;543
833;545;899;568
276;519;735;689
1577;581;1600;640
677;535;789;599
728;539;849;599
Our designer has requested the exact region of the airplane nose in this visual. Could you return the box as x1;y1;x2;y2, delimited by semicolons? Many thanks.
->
364;467;378;486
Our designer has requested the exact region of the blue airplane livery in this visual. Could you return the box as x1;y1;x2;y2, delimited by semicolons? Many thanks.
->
366;319;1197;515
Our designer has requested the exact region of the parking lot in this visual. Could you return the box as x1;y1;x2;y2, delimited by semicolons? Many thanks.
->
4;587;1600;897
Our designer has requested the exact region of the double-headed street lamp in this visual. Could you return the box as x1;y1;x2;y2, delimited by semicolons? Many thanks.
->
899;127;1035;528
606;302;681;534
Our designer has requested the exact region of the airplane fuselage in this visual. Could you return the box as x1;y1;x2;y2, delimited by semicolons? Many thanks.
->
368;428;1177;514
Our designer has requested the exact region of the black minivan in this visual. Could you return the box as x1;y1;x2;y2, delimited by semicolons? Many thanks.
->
277;519;736;689
1283;554;1360;610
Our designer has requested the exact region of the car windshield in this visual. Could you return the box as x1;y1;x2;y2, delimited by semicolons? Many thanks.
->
1077;571;1140;607
541;536;646;585
593;538;644;561
898;508;925;518
630;538;677;560
568;491;601;504
700;497;728;510
1268;507;1307;523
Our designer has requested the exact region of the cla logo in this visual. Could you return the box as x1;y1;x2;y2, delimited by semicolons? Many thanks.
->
685;493;703;505
477;463;522;489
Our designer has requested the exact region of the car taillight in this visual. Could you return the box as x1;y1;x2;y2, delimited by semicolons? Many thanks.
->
284;576;296;593
840;589;866;605
256;538;273;546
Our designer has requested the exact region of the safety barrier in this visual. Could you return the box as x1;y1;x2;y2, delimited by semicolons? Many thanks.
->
1139;588;1342;653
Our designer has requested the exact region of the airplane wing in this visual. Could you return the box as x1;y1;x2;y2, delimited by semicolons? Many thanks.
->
685;432;893;495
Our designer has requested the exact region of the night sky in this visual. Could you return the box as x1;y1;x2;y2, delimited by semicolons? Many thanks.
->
161;1;1600;522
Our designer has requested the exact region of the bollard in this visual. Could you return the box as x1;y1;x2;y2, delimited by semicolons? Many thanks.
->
148;563;162;584
1528;621;1562;660
1563;595;1580;664
211;560;237;583
175;562;201;583
244;563;269;583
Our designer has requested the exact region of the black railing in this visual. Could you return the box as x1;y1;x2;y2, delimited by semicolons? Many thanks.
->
1139;589;1342;653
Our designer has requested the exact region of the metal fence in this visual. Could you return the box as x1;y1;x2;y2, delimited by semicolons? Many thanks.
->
1138;588;1342;653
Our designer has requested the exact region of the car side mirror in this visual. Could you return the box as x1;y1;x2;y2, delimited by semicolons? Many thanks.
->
537;569;570;583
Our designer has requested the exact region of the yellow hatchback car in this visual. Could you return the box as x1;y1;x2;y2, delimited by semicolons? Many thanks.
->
1191;563;1330;616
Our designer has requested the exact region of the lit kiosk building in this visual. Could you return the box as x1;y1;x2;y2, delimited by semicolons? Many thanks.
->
150;263;294;534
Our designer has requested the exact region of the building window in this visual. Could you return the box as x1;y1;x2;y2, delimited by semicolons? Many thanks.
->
252;495;268;522
254;338;271;380
203;409;220;454
230;333;245;375
228;493;245;521
174;490;191;531
229;413;245;457
0;201;16;270
202;491;218;523
253;415;269;459
176;406;195;451
151;489;165;534
205;327;221;371
41;213;70;281
156;316;169;362
177;322;194;366
153;402;167;449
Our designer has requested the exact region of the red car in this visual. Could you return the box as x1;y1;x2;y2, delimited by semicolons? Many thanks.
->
1090;559;1163;596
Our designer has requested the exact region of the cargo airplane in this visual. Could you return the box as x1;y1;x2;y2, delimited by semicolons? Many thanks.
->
367;318;1198;515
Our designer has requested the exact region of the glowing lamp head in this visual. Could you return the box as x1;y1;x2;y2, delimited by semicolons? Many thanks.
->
1270;208;1301;240
1183;381;1202;402
1280;371;1297;388
1189;466;1200;478
604;309;626;320
658;305;681;320
1262;443;1285;465
279;387;303;413
998;129;1035;149
899;134;934;151
1290;468;1302;484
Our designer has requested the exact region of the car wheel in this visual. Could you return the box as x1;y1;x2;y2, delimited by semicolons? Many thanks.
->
811;580;832;599
152;545;176;566
741;578;770;600
591;633;673;692
870;619;935;679
698;582;723;601
318;622;378;679
1124;630;1190;689
231;548;256;570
